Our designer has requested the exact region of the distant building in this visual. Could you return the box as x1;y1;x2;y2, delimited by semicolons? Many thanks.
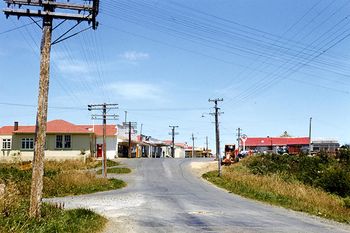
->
312;139;340;153
0;119;210;161
0;120;94;160
244;137;310;154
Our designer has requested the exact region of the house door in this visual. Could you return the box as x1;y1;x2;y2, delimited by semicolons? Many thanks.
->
97;144;103;158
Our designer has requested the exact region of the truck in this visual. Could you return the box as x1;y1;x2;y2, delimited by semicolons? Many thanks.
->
222;144;236;165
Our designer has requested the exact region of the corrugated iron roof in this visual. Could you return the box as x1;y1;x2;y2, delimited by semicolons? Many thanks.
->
245;137;310;146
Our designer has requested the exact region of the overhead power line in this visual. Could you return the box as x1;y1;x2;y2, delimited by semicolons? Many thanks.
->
0;20;39;35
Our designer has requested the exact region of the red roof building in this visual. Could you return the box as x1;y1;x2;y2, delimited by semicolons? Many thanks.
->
0;120;92;135
244;137;310;154
245;137;310;147
79;125;117;137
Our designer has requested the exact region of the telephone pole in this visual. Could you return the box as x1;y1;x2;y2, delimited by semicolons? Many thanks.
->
88;104;118;178
124;111;128;124
3;0;100;218
309;117;312;155
206;136;209;157
237;128;242;150
128;122;132;158
169;126;179;158
191;133;197;158
209;98;223;177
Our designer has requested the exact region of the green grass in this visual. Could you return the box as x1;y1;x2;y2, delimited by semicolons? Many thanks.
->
203;164;350;223
0;201;106;233
97;167;131;175
0;159;128;233
92;160;120;169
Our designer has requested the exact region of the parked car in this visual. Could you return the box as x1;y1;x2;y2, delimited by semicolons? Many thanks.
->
277;146;289;155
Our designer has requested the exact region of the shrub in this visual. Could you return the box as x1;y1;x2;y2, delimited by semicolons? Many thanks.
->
317;166;350;197
243;153;350;197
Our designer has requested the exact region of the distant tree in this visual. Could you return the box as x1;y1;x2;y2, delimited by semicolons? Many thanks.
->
280;131;291;137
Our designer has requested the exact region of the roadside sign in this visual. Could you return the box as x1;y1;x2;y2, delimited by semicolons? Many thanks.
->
241;134;248;151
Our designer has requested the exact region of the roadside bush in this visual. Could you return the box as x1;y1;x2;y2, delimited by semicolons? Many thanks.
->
337;147;350;167
317;166;350;197
243;153;350;197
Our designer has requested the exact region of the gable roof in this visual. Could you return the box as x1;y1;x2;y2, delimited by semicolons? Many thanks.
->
80;125;117;137
162;140;187;148
245;137;310;146
0;120;92;135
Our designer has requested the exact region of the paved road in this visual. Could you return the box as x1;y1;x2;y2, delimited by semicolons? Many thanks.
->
47;158;350;233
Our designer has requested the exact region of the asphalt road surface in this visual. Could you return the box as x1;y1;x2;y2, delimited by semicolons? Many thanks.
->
47;158;350;233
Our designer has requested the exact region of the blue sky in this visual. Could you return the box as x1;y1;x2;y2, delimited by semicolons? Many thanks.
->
1;0;350;148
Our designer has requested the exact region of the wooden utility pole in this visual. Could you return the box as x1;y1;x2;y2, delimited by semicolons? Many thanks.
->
128;121;132;158
29;18;52;219
191;133;197;158
309;117;312;155
206;136;209;157
209;98;223;177
88;104;118;178
169;126;179;158
3;0;100;218
102;104;107;177
237;128;242;150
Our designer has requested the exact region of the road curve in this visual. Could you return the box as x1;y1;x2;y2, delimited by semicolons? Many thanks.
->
46;158;350;233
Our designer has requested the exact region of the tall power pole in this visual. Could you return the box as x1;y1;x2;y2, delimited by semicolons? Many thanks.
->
169;126;179;158
124;111;128;124
128;121;132;158
191;133;197;158
309;117;312;155
206;136;209;157
236;128;242;150
88;104;118;178
209;98;223;177
3;0;100;218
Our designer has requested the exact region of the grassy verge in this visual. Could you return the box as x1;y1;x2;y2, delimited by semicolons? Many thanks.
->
0;201;106;233
203;163;350;223
0;158;127;233
97;167;131;175
44;158;120;171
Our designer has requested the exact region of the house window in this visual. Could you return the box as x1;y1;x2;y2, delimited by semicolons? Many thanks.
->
56;135;71;149
56;135;63;148
2;139;11;149
64;135;71;148
21;138;34;150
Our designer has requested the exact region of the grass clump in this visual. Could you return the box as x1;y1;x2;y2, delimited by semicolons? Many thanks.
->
44;171;126;197
203;153;350;223
0;158;127;233
45;158;120;171
0;198;106;233
344;197;350;208
97;167;131;175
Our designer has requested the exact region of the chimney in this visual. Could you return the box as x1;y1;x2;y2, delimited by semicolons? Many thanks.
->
14;121;18;131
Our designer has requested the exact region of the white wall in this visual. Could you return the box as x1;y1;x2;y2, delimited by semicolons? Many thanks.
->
174;147;185;158
96;136;117;159
0;150;87;162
